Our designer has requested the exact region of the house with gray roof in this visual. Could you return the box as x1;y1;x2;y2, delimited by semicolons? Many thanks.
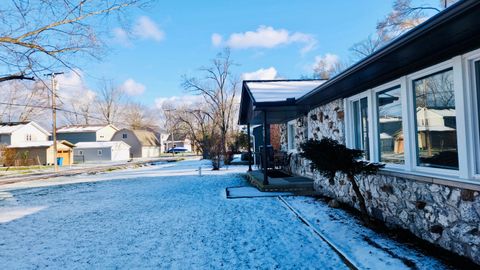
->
111;129;160;158
56;124;118;144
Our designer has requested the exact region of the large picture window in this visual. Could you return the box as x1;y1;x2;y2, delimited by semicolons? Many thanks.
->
352;97;369;159
413;68;458;170
376;86;404;164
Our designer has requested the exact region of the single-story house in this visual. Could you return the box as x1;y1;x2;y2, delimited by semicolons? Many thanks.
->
56;124;118;144
0;121;50;145
163;134;193;152
8;140;74;166
239;0;480;264
73;141;131;163
111;129;161;158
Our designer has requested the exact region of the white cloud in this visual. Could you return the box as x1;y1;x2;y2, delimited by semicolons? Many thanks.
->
112;16;164;47
312;53;340;71
155;95;204;110
120;79;146;96
112;27;131;47
241;67;278;81
211;33;223;47
214;25;317;54
56;70;96;103
133;16;165;41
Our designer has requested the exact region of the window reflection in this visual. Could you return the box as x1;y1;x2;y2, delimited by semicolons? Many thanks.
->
413;69;458;170
377;87;404;164
353;97;369;159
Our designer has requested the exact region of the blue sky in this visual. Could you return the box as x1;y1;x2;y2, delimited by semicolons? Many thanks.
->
77;1;436;108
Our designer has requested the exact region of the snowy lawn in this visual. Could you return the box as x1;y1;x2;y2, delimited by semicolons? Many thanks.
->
0;160;349;269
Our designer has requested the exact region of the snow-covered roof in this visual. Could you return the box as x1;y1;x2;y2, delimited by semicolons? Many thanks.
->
0;122;50;136
245;80;326;102
75;141;130;149
416;108;456;117
57;124;118;133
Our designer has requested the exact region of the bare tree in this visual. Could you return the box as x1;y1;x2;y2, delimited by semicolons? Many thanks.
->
350;0;458;61
0;80;49;122
0;0;147;83
121;102;157;130
97;80;124;125
182;49;239;164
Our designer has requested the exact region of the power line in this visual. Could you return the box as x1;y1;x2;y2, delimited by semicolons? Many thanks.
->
0;101;107;122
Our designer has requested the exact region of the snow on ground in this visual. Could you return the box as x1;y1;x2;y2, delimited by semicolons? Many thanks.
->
0;160;348;269
227;186;293;198
283;196;450;270
0;159;454;269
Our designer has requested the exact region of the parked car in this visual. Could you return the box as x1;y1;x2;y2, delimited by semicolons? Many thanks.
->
166;147;188;153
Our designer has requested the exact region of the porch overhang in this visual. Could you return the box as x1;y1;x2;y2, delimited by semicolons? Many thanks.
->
238;80;326;125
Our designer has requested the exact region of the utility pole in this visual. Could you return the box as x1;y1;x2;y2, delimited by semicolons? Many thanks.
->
45;72;63;172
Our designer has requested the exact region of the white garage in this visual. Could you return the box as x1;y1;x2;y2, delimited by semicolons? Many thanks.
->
74;141;131;163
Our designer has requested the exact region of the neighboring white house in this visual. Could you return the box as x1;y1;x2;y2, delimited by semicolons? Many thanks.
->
0;121;50;145
163;134;193;152
111;129;161;158
56;124;118;144
74;141;131;163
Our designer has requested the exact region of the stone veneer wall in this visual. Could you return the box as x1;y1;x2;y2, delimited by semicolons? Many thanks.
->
283;98;480;264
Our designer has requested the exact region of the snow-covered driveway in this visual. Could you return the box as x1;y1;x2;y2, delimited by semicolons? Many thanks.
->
0;160;348;269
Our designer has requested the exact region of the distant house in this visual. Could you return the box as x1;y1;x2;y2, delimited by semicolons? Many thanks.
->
74;141;131;163
111;129;160;158
0;121;50;145
163;134;193;152
8;140;74;166
56;124;118;144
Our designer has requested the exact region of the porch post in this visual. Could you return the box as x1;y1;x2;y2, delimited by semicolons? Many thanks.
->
263;111;269;185
247;122;252;172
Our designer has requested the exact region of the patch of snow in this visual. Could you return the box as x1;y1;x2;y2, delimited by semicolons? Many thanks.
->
283;197;449;270
0;206;47;223
227;186;293;198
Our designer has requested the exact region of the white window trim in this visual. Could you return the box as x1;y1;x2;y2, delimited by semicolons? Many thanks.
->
463;48;480;180
345;91;373;161
371;79;406;170
287;120;297;153
341;50;480;183
405;59;460;178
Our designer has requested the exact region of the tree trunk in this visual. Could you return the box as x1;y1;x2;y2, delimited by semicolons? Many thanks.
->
347;173;370;225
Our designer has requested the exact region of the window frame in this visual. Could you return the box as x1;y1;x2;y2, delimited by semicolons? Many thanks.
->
405;60;460;177
371;79;406;169
345;91;373;161
463;48;480;180
344;56;480;182
287;120;296;152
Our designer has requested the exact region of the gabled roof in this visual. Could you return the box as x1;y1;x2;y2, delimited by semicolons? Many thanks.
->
57;124;118;133
0;121;50;136
132;130;160;146
75;141;130;149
